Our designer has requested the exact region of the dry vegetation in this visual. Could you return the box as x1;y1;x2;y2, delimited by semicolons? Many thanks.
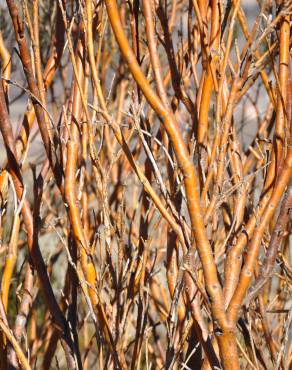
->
0;0;291;369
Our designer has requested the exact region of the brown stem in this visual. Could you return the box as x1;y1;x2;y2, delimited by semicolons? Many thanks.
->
0;78;78;370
